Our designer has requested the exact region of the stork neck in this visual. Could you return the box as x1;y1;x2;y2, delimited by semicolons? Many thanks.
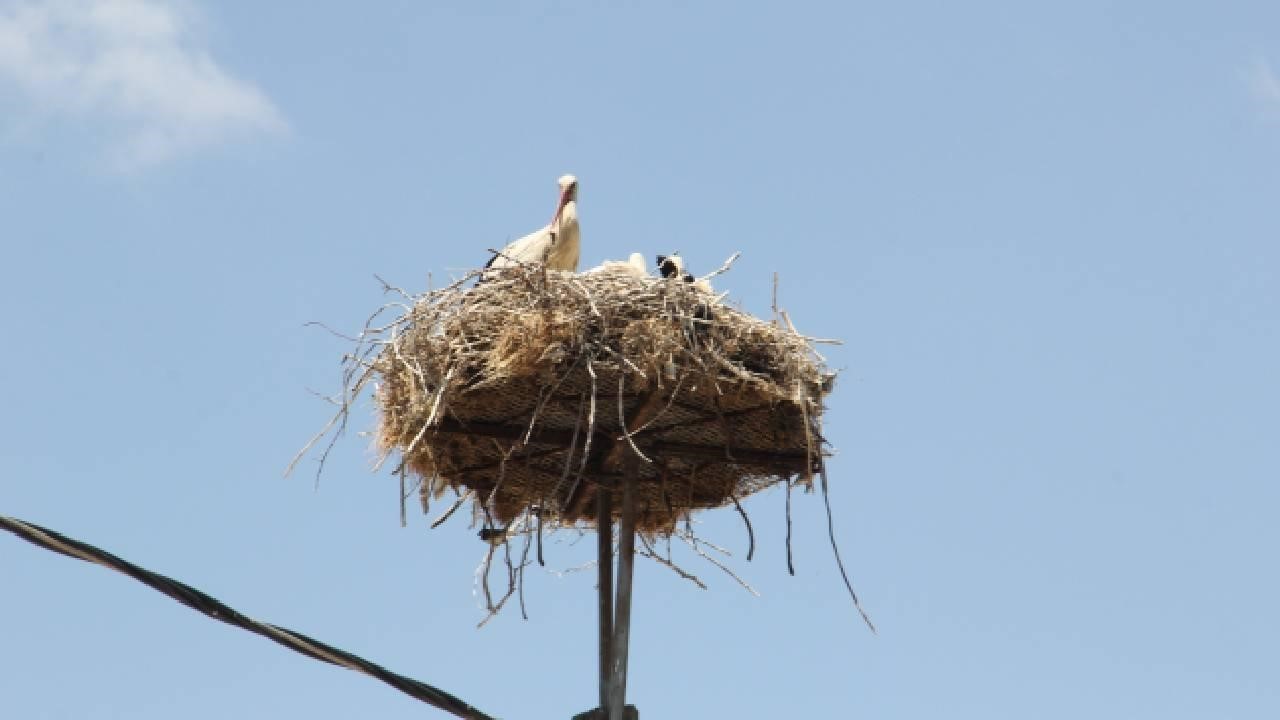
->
553;199;578;230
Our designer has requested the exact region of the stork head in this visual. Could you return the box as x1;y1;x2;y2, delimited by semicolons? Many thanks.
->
552;174;578;227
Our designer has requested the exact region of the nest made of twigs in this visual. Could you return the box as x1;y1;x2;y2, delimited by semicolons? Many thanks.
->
369;262;834;534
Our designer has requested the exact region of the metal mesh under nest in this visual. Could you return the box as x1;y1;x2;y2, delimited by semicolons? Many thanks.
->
370;263;835;534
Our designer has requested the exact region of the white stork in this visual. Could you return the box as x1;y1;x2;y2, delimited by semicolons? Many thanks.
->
485;174;580;275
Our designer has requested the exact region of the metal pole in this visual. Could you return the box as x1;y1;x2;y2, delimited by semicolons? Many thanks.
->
608;452;638;720
596;484;614;717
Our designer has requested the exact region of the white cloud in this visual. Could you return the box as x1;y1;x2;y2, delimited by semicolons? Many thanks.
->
0;0;285;168
1248;56;1280;113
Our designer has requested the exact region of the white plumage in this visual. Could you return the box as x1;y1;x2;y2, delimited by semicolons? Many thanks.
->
485;174;580;274
587;252;648;279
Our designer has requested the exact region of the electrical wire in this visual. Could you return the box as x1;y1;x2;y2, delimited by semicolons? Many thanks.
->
1;515;495;720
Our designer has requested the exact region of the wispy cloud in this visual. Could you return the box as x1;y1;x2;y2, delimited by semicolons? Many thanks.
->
0;0;285;168
1248;56;1280;115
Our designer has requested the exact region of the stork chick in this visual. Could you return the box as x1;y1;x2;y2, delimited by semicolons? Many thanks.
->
587;252;648;279
656;253;712;293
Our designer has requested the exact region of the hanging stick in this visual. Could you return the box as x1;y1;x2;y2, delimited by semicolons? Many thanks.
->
785;479;796;576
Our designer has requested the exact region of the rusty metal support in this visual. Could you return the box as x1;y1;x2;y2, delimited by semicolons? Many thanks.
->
608;452;639;720
595;484;614;717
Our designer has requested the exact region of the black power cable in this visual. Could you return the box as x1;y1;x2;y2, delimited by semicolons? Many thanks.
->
1;515;495;720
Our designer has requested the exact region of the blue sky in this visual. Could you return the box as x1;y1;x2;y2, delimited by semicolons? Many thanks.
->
3;1;1279;717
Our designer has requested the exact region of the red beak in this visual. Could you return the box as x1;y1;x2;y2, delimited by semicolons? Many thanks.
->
550;184;574;227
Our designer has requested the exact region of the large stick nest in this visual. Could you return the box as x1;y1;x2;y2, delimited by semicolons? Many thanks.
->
368;263;835;534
